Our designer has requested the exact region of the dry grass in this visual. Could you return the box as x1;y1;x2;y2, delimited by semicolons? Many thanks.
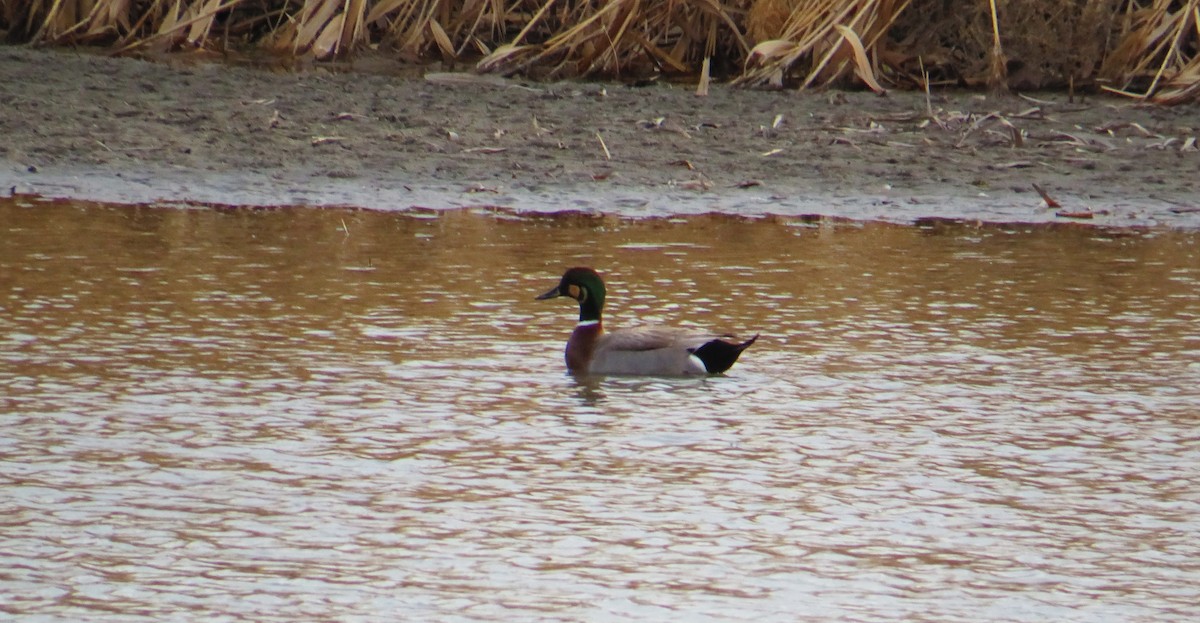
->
475;0;750;80
736;0;912;90
2;0;1199;103
1100;0;1200;103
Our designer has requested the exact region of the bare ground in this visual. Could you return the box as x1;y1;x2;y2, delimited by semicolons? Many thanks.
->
2;46;1198;227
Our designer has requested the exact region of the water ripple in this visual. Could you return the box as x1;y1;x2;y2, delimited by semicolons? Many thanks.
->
2;202;1198;622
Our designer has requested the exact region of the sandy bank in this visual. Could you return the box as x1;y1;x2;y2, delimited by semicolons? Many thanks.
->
2;47;1198;227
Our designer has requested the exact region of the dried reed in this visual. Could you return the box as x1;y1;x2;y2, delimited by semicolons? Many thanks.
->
736;0;911;89
1100;0;1200;103
475;0;749;79
2;0;1199;103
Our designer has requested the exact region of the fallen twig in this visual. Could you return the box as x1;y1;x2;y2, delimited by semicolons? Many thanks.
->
596;132;611;160
1032;183;1061;208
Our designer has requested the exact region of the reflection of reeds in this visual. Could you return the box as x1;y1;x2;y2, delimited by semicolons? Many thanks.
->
4;0;1200;103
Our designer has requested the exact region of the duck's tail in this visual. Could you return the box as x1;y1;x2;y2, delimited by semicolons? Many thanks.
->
690;334;759;374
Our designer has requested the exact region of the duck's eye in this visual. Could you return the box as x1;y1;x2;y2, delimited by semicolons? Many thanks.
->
567;284;583;300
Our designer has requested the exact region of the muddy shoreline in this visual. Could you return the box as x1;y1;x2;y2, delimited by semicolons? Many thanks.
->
2;46;1198;227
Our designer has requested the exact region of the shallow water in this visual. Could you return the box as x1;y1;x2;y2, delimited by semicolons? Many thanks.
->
2;198;1199;622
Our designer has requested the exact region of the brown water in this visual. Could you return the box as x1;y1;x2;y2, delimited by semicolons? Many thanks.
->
2;198;1199;622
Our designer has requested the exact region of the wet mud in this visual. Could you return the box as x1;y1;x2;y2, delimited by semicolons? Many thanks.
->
2;46;1198;227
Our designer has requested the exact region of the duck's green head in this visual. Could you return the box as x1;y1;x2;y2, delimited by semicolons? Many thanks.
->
536;267;606;322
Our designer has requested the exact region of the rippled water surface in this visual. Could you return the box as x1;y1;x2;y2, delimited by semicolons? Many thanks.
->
3;198;1199;622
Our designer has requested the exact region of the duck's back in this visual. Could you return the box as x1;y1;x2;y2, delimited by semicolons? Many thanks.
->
588;327;711;376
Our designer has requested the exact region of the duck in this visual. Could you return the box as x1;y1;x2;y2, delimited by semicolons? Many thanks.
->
536;267;758;376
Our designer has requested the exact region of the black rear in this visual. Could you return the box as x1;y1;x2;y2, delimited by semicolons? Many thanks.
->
690;334;759;374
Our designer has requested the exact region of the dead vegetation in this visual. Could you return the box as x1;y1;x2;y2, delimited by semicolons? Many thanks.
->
3;0;1200;103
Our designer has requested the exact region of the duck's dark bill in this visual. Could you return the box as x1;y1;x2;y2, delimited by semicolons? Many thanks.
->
535;285;562;300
